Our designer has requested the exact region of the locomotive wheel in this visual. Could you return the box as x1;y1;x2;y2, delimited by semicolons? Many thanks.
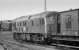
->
44;37;53;45
13;33;22;41
31;35;45;43
13;33;17;40
25;34;31;41
20;33;26;41
13;33;19;40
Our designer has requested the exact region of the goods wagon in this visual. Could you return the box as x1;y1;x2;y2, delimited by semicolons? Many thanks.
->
60;9;79;36
51;9;79;46
0;21;12;31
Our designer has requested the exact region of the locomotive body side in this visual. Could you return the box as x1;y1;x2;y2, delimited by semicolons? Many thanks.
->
12;16;28;33
28;12;59;35
15;20;28;33
29;18;45;33
28;14;45;34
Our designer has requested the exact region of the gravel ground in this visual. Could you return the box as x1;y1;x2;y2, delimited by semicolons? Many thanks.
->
0;45;4;50
0;31;78;50
0;31;13;41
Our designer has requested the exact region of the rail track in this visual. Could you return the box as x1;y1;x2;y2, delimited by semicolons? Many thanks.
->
0;40;58;50
0;39;79;50
11;39;79;50
18;40;79;50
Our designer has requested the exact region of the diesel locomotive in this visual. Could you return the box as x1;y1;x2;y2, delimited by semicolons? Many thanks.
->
12;11;60;43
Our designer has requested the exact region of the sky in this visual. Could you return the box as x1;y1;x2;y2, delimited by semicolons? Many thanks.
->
0;0;79;20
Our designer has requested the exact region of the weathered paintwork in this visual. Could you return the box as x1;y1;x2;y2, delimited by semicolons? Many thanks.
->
60;9;79;36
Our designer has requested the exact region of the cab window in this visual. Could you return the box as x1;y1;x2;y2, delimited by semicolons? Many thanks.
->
23;21;27;26
40;18;45;25
31;20;34;26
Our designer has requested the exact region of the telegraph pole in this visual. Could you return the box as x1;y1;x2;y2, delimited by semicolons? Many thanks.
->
44;0;47;33
0;16;2;31
44;0;47;12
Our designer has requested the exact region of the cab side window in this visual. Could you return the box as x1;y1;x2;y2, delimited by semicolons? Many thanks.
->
40;18;45;25
31;20;34;26
23;21;27;26
65;15;72;30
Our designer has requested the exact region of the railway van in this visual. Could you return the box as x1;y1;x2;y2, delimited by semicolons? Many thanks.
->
52;9;79;45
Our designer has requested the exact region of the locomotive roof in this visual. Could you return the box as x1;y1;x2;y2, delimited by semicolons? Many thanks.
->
29;11;58;16
28;11;59;19
13;16;28;22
